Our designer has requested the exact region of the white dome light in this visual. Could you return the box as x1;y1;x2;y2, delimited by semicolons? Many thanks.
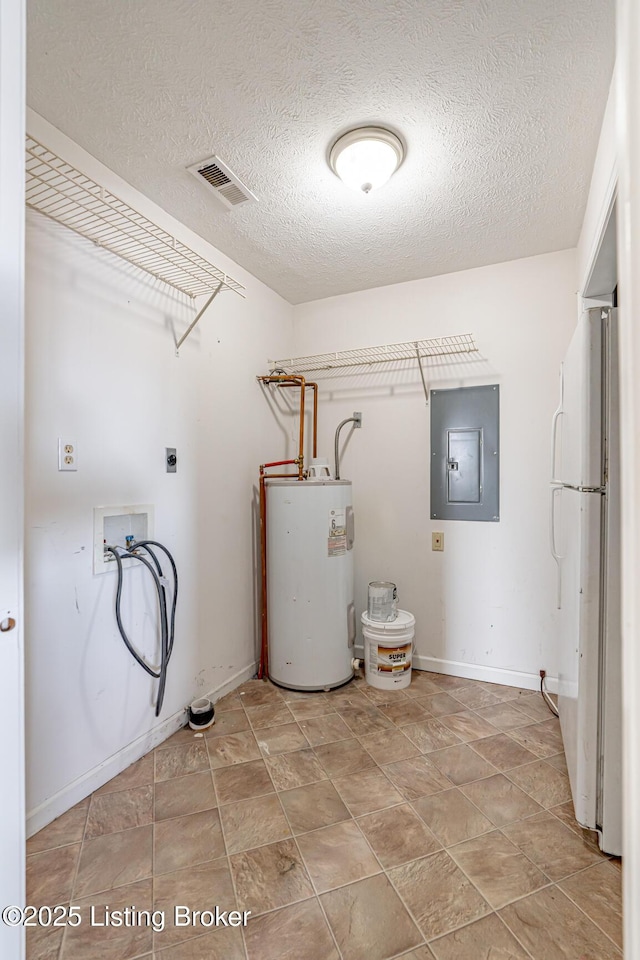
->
329;127;405;194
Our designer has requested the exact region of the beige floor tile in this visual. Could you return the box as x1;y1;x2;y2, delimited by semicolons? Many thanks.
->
27;798;89;855
478;682;536;701
63;878;153;960
287;697;334;720
255;723;308;757
382;756;452;800
338;705;395;737
219;793;290;854
244;897;340;960
503;811;605;880
469;732;538;772
213;758;275;804
153;858;235;947
207;730;261;768
461;774;544;826
416;692;467;717
378;699;430;726
213;689;242;712
333;768;403;816
154;925;245;960
402;718;463;753
412;788;493;846
429;913;530;959
298;713;353;746
154;808;225;874
264;747;327;791
357;803;441;867
388;851;490;940
297;820;381;892
395;948;435;960
359;727;420;765
508;718;564;758
512;694;560;722
155;742;210;781
404;679;443;699
428;674;473;692
74;824;153;896
559;860;622;948
324;689;370;710
506;760;572;807
549;801;602;852
313;738;376;778
546;751;569;774
473;702;532;731
446;685;501;709
438;711;499;742
245;702;295;729
320;873;423;960
279;779;351;834
428;743;497;785
230;837;314;916
85;784;153;839
360;686;410;705
94;753;155;795
449;830;548;908
499;886;622;959
26;920;65;960
236;681;284;706
154;771;217;821
204;708;251;739
26;843;81;904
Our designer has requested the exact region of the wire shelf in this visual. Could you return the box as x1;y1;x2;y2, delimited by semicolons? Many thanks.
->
25;136;245;300
271;334;478;375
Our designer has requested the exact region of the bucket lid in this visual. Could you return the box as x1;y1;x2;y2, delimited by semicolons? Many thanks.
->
361;609;415;630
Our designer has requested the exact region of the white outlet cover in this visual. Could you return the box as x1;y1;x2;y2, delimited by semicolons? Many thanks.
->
58;438;77;471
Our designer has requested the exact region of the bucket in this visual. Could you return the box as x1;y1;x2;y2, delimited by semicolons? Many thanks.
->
362;609;415;690
367;581;398;622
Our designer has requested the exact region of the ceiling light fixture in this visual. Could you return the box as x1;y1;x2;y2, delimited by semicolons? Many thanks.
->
329;126;405;194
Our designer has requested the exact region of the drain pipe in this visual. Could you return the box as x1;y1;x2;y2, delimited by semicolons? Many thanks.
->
334;412;362;479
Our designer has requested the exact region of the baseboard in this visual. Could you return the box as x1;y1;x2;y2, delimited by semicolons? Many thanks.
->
353;646;558;694
26;659;258;838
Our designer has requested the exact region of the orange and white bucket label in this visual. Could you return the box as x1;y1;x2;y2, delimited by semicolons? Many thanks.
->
371;641;412;674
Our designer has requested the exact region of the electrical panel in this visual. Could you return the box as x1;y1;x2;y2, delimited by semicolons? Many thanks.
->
430;385;499;522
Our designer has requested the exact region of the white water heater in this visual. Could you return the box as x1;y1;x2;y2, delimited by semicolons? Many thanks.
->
266;479;355;690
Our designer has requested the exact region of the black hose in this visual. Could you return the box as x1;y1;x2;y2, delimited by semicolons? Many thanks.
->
106;540;178;717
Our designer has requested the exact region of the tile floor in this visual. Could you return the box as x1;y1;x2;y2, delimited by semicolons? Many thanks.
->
26;671;623;960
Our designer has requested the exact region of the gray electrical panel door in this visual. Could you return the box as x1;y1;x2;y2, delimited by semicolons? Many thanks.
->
430;385;499;521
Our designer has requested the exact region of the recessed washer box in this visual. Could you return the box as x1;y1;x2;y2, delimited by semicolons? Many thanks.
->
93;505;154;575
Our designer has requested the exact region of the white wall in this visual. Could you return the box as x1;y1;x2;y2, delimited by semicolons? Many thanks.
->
25;112;293;832
577;72;617;295
292;250;577;687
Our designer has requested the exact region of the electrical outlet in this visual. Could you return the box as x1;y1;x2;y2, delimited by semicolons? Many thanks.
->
58;439;77;472
432;531;444;551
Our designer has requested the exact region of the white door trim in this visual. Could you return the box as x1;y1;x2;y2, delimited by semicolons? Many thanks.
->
0;0;26;957
616;1;640;953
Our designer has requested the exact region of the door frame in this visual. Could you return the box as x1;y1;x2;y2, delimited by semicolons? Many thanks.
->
616;0;640;953
0;0;26;957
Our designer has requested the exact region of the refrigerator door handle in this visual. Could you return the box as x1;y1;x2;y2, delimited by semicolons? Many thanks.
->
551;363;564;483
549;484;563;609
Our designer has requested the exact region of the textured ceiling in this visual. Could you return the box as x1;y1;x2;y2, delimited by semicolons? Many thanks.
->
27;0;614;304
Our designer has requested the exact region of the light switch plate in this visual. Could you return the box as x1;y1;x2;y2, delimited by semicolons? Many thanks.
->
432;532;444;551
58;439;77;471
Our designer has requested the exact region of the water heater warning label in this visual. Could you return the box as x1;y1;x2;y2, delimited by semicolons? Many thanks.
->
328;508;346;557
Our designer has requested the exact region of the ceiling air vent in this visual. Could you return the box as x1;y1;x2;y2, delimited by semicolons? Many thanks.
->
186;155;257;209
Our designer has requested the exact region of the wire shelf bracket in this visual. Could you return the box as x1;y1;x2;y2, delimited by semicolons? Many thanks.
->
25;135;245;353
270;334;479;403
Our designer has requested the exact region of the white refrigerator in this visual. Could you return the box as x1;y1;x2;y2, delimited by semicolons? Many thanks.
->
550;306;621;855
